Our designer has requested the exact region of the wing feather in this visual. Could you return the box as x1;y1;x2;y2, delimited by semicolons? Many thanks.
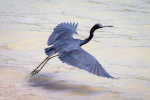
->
58;48;113;78
47;22;78;46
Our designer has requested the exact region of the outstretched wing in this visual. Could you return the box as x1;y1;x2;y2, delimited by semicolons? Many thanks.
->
47;22;78;46
58;48;113;78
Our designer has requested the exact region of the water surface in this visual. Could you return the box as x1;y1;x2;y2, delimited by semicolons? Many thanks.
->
0;0;150;100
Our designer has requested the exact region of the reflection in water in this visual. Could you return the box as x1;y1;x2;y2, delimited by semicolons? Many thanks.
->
28;74;103;95
0;0;150;100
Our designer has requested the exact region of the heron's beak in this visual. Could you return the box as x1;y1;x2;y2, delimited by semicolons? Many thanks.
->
103;25;114;27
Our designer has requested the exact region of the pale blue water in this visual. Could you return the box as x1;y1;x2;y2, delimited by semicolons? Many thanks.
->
0;0;150;100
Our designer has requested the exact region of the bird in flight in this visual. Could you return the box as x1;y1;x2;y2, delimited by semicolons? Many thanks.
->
31;22;114;78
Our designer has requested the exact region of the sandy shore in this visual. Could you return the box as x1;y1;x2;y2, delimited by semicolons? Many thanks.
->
1;65;150;100
0;66;52;100
0;66;119;100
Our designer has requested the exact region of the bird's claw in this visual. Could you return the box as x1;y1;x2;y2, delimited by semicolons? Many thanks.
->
30;55;58;76
31;70;40;76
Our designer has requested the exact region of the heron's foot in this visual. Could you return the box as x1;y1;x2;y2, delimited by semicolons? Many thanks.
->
30;54;59;76
31;69;41;76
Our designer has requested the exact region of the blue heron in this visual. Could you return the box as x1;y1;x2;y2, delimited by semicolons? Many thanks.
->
31;22;114;78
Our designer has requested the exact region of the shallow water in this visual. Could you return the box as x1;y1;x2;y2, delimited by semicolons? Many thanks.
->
0;0;150;100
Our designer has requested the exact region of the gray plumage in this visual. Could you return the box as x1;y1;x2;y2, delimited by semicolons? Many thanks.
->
47;22;78;45
45;22;113;78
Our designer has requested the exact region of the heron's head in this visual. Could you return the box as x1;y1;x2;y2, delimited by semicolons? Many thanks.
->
93;23;113;30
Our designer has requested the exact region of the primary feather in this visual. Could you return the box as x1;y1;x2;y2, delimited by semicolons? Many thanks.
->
58;47;113;78
47;22;78;46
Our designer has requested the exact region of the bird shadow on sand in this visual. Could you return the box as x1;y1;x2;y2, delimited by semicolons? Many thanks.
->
27;73;106;96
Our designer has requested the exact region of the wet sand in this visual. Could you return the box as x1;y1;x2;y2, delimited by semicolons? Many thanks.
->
0;67;48;100
0;65;117;100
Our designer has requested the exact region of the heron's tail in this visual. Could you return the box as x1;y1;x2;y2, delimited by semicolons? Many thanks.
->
45;47;55;56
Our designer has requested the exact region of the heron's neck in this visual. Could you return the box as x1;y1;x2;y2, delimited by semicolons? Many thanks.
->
80;27;98;46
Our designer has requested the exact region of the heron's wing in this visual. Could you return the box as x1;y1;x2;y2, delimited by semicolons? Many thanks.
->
47;22;78;46
58;48;113;78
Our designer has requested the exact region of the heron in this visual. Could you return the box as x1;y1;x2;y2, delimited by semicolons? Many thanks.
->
31;22;114;78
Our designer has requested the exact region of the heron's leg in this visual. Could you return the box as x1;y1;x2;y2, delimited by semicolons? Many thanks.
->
31;57;49;75
31;54;59;76
31;58;48;75
34;54;58;74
